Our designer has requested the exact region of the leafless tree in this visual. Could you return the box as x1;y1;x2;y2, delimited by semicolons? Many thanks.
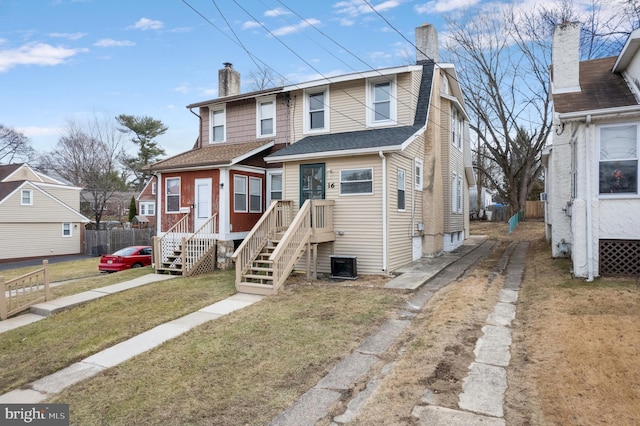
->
0;124;36;164
247;66;284;91
443;1;640;213
38;115;127;227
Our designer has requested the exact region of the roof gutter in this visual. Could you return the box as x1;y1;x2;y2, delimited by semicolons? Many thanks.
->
558;104;640;122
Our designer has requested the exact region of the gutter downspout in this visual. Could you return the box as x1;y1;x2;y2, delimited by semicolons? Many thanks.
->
379;151;387;272
585;115;594;282
189;108;202;149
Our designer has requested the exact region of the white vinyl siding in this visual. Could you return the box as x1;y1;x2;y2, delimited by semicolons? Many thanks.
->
0;223;82;260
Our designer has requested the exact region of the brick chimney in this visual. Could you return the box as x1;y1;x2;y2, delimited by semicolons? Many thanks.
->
552;22;581;94
415;23;438;64
218;62;240;97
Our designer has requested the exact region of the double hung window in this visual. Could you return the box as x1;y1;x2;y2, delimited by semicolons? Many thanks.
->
210;108;225;143
166;178;180;213
598;124;638;195
340;168;373;195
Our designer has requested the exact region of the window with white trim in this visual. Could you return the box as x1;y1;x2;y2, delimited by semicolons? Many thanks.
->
598;123;638;195
234;175;248;212
165;177;180;213
21;189;33;205
451;107;463;150
367;77;397;126
451;174;457;213
268;172;282;204
249;177;262;213
62;223;72;237
340;168;373;195
398;168;406;210
257;97;275;137
415;159;423;191
305;87;329;133
457;174;463;213
210;107;225;143
151;182;156;195
139;202;155;216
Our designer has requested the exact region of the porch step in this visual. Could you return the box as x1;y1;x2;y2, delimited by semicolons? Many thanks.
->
236;281;276;296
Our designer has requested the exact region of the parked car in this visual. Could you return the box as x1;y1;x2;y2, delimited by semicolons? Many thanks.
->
98;246;153;272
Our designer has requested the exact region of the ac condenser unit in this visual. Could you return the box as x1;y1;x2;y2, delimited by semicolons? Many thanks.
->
330;256;357;279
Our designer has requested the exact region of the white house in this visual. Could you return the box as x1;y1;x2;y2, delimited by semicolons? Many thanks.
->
544;22;640;279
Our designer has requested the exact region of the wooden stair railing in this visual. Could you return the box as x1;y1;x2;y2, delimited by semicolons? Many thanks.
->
154;213;218;276
235;199;339;295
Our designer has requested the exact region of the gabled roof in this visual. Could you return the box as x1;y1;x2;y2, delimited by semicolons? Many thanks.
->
553;57;638;113
0;180;90;222
148;140;275;172
266;61;435;163
0;164;22;181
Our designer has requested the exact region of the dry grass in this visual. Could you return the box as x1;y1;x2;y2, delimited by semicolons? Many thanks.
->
49;285;405;426
0;270;236;395
0;257;102;283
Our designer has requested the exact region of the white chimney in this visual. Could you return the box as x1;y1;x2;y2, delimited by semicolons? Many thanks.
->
415;24;438;63
552;22;581;94
218;62;240;97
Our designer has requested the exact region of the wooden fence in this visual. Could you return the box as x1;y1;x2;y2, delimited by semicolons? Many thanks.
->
84;228;156;256
525;201;545;219
1;260;50;320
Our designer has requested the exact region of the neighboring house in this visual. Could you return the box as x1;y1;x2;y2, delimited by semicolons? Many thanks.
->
136;177;157;229
148;24;474;289
469;186;494;216
0;163;90;261
544;22;640;279
147;62;288;276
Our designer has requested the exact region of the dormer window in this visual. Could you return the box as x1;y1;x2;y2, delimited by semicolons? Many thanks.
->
210;107;226;143
367;77;397;127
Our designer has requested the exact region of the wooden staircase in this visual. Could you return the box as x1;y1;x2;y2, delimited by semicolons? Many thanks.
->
233;199;335;295
153;213;218;277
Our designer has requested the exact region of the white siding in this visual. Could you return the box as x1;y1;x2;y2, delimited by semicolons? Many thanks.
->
0;222;82;260
0;184;83;223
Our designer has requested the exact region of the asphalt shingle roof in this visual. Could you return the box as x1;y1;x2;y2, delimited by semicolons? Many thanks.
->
553;56;638;113
148;140;273;171
0;163;22;181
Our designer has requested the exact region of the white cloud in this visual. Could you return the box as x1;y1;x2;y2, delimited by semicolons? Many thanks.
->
264;7;292;17
49;32;87;40
242;21;262;30
272;18;321;36
0;42;88;72
17;126;62;137
415;0;480;14
174;84;190;94
333;0;401;17
94;39;135;47
129;18;164;31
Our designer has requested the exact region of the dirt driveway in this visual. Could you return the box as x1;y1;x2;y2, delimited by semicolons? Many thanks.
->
339;220;640;425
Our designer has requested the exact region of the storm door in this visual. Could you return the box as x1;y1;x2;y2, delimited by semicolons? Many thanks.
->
194;178;212;232
300;163;325;206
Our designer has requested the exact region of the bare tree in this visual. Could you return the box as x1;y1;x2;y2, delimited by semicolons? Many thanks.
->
0;124;36;164
247;66;284;91
38;115;127;227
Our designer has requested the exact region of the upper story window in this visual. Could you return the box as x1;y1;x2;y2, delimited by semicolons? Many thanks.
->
165;177;180;213
257;97;275;138
367;77;397;126
151;182;157;195
598;123;638;195
304;87;329;133
21;189;33;205
210;107;226;143
340;168;373;195
451;107;463;150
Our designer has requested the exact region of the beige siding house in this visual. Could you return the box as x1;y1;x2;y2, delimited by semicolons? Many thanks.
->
0;164;90;261
263;24;474;277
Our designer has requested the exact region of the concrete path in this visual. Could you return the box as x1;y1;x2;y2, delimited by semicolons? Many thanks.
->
0;273;177;334
0;292;264;403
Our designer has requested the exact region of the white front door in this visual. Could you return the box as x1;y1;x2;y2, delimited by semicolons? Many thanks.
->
194;178;212;232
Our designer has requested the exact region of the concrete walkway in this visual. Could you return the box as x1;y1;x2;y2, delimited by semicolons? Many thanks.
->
0;284;264;403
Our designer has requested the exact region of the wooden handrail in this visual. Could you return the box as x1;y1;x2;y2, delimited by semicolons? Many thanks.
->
1;260;50;320
155;212;190;267
182;213;218;276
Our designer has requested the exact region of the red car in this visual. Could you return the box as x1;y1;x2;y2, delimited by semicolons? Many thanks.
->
98;246;153;272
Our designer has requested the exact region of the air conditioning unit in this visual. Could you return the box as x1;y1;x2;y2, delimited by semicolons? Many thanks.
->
330;256;357;280
540;192;547;202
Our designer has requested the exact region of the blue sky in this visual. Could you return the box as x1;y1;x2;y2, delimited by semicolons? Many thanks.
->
0;0;560;158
